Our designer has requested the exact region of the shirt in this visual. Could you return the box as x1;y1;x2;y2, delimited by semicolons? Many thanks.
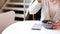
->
28;0;60;21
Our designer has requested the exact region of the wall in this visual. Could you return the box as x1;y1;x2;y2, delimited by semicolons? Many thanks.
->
0;0;7;9
25;0;32;3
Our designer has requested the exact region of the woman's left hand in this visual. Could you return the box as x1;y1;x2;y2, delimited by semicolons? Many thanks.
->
53;20;60;29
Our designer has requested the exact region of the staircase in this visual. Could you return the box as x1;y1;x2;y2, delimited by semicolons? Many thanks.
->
1;0;30;21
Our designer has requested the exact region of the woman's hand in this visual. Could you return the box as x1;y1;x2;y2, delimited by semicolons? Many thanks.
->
53;20;60;29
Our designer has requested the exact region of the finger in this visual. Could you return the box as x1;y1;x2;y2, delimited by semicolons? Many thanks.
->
56;20;59;23
53;25;57;29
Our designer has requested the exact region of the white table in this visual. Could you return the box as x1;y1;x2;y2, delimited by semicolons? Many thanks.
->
2;21;60;34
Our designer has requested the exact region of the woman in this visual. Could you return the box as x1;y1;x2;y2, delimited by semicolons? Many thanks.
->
28;0;60;29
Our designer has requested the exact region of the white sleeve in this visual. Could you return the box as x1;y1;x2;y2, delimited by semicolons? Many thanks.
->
40;0;50;21
28;0;42;14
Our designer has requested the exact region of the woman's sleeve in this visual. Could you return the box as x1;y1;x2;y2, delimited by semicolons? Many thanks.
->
28;0;42;14
40;0;48;21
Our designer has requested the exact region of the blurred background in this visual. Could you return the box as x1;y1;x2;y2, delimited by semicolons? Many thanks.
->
0;0;41;21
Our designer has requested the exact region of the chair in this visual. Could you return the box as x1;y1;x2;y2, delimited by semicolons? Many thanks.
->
0;11;15;34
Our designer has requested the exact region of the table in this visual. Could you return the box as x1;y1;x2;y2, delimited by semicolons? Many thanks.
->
2;21;60;34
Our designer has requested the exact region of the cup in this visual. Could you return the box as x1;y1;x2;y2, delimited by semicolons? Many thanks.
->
42;20;55;29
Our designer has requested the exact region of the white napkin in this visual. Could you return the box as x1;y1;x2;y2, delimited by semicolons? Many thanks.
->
32;23;42;30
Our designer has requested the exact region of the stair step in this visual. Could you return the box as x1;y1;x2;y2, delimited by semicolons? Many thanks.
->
2;7;27;11
10;0;23;2
15;13;27;18
6;4;24;8
15;10;28;18
15;17;24;21
2;9;11;12
2;9;24;14
14;10;24;14
7;2;29;5
2;9;27;18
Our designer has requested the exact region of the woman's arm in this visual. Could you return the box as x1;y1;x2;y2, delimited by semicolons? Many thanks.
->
28;0;42;14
